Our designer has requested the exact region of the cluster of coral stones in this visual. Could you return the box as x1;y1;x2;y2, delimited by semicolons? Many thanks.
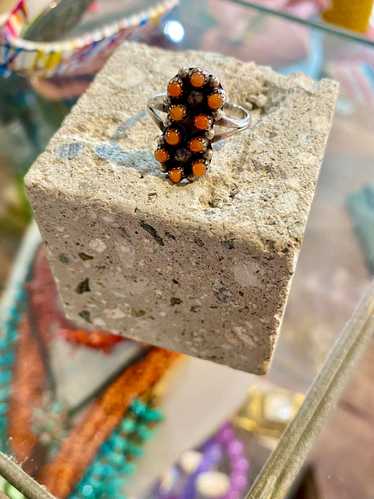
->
154;67;225;183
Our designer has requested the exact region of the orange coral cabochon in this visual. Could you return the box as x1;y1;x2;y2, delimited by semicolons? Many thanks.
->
190;69;207;88
188;137;207;153
168;167;183;183
192;160;207;177
169;104;187;122
165;128;181;146
154;148;169;163
194;114;212;130
207;90;225;110
167;78;183;98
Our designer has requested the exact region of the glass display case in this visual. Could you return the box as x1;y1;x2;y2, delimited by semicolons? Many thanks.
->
0;1;374;498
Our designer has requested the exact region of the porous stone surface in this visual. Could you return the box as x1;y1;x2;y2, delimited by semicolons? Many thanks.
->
25;42;338;374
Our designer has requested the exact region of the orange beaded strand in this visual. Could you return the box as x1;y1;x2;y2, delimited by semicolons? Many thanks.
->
37;348;180;498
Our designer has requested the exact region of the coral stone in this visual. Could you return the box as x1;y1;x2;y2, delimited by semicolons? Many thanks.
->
168;168;183;184
188;137;208;153
208;90;225;110
169;104;187;122
165;128;181;146
167;78;183;98
154;148;169;163
190;69;207;88
192;160;207;177
194;114;212;131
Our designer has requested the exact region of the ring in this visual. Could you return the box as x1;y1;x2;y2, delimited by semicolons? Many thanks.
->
148;67;251;184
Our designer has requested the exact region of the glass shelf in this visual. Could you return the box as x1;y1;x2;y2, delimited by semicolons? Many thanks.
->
231;0;374;47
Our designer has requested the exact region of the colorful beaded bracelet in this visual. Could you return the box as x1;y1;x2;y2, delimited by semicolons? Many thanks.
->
0;0;178;77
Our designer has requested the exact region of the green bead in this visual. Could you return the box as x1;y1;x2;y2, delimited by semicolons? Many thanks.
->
108;452;125;467
105;478;126;496
0;403;8;416
4;317;16;329
112;436;128;452
6;330;18;342
120;418;136;434
81;484;95;497
123;461;136;476
15;288;26;298
130;399;147;417
0;370;11;384
88;478;101;490
143;408;163;423
101;442;112;455
136;424;152;441
90;462;108;477
10;307;19;318
127;443;143;458
0;352;14;367
0;386;10;401
50;401;64;414
0;339;9;350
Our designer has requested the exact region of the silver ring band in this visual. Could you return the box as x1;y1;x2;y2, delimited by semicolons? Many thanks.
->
147;93;251;143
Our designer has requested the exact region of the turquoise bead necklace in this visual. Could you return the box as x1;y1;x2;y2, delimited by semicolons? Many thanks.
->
71;399;163;499
0;269;164;498
0;283;27;453
0;290;27;498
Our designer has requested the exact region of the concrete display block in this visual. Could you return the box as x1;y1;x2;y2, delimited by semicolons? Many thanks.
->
25;43;338;374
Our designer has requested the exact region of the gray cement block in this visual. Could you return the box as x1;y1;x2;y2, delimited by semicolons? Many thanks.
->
25;42;338;374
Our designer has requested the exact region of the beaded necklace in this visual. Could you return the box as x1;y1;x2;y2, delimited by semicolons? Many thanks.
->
71;399;163;499
0;282;26;453
153;423;249;499
0;245;180;499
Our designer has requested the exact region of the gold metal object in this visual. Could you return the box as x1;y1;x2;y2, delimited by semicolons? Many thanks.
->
323;0;373;33
234;388;304;439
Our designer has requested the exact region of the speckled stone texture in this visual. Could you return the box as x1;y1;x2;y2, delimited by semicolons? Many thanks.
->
25;42;338;374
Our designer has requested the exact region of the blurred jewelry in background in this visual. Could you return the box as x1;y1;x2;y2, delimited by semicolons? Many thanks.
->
0;243;180;498
322;0;373;34
147;388;303;499
234;388;304;442
20;0;95;42
1;0;179;95
149;424;250;499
